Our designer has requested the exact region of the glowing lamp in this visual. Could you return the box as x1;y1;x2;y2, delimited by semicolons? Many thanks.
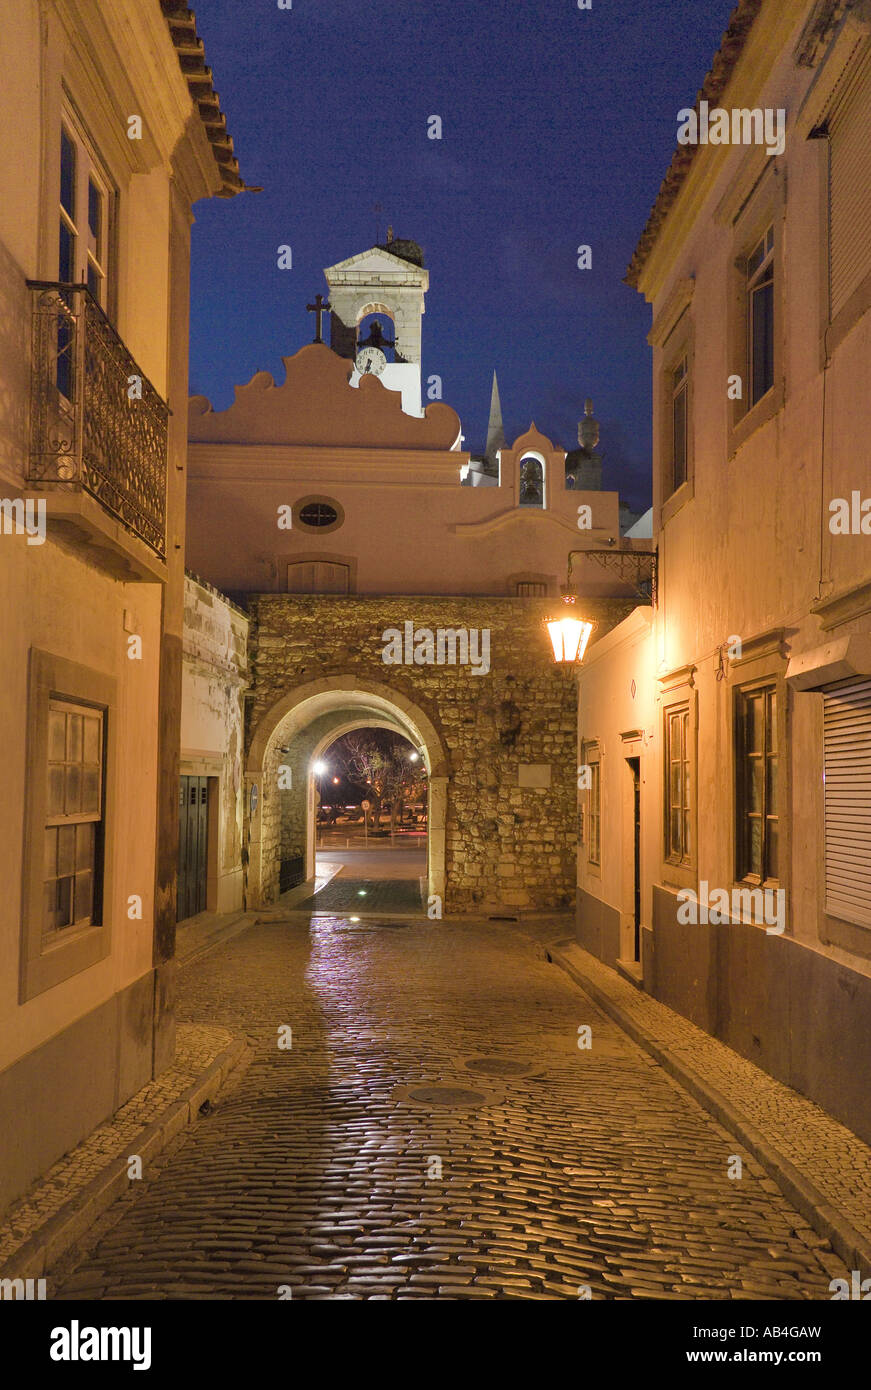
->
546;611;594;664
312;761;328;776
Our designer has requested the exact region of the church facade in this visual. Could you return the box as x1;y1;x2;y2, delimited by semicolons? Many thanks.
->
181;239;646;915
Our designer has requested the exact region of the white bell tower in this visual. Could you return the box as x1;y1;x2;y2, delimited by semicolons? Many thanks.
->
323;236;428;417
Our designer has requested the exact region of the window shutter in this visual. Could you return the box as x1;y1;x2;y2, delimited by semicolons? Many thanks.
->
286;561;350;594
829;44;871;318
823;677;871;928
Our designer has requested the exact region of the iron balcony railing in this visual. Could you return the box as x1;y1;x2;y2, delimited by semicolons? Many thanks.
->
27;282;169;559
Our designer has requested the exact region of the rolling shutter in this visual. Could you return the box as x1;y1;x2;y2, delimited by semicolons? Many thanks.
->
824;676;871;928
829;43;871;319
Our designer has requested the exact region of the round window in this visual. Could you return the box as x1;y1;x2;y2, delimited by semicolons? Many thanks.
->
298;501;339;529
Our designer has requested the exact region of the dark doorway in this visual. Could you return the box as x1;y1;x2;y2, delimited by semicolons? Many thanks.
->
177;775;208;921
627;757;641;961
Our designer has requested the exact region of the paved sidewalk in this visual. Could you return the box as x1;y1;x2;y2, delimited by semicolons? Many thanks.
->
0;1023;247;1283
545;936;871;1274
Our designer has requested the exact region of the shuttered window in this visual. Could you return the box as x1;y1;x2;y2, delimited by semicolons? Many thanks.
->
824;677;871;928
829;43;871;319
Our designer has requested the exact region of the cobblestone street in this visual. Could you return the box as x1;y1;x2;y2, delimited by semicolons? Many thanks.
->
52;916;848;1301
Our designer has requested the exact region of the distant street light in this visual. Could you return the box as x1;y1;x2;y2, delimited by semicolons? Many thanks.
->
408;752;419;762
312;761;327;776
332;776;341;785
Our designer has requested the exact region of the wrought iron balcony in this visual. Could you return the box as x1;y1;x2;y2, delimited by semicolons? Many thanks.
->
27;283;169;560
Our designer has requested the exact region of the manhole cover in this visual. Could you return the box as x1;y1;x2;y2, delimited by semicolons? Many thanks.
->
407;1085;488;1107
464;1057;533;1077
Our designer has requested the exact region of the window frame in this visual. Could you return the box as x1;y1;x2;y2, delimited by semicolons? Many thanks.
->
670;354;689;493
657;669;698;891
727;163;786;455
664;701;692;868
57;101;115;313
44;698;105;938
583;740;601;870
21;649;116;1001
746;224;775;409
734;679;781;888
657;305;695;523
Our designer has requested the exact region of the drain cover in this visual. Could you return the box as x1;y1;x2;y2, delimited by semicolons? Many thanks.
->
464;1057;532;1077
388;1078;497;1112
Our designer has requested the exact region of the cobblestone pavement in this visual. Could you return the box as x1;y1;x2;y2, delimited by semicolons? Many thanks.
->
288;876;424;913
52;918;848;1300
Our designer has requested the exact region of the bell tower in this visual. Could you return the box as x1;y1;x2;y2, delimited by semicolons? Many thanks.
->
323;234;428;417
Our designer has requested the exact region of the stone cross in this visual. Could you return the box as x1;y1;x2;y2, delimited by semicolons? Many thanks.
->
306;293;331;343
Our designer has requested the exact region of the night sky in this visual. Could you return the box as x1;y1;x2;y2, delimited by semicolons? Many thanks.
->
189;0;736;512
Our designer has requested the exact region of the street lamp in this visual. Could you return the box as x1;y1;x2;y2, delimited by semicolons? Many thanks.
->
312;760;327;776
546;598;594;665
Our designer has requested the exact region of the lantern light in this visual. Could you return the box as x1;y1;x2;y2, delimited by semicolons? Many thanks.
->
546;607;595;664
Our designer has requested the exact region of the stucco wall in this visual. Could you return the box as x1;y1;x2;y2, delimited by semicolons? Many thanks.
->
181;575;249;914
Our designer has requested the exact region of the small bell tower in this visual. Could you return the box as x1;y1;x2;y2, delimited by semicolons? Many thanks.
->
323;236;429;417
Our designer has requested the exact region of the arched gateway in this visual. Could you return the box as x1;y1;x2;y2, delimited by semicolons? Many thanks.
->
245;675;451;909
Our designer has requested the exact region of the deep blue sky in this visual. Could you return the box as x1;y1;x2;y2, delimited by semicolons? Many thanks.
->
189;0;736;512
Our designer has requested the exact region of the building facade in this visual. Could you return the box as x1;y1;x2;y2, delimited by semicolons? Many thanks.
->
183;242;648;914
576;0;871;1143
0;0;244;1214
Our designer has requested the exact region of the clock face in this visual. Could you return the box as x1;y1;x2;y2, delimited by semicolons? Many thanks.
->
355;347;386;376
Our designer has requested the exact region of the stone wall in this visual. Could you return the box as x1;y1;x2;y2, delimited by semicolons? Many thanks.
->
245;595;632;912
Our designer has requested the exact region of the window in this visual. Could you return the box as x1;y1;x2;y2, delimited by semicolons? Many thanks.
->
58;112;112;308
21;650;115;1001
746;225;774;407
585;743;601;866
44;701;104;936
735;684;779;884
515;581;547;597
656;300;693;512
670;356;688;492
823;677;871;928
298;502;339;528
292;496;344;533
518;456;545;508
665;704;691;864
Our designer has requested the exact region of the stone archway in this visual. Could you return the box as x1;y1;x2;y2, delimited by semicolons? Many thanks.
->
245;675;450;910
